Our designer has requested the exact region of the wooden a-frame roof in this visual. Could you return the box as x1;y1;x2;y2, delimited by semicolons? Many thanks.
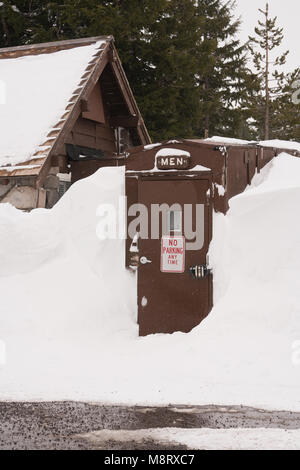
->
0;36;151;183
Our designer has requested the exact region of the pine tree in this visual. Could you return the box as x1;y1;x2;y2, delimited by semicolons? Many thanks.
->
89;0;205;140
70;0;207;140
134;0;204;140
193;0;258;139
0;1;27;47
271;68;300;141
248;2;289;140
0;0;260;141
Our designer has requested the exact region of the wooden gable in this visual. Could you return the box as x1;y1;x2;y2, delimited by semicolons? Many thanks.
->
0;36;151;185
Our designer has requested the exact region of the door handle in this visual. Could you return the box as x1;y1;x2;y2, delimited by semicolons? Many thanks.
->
140;256;152;265
190;265;211;279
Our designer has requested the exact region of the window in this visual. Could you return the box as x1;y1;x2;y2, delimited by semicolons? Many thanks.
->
168;210;182;233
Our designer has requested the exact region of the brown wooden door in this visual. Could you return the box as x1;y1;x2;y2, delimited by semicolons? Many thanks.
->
137;176;212;336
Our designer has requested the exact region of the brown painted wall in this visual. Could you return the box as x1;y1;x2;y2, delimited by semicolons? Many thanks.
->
70;159;123;183
126;140;300;219
68;117;117;155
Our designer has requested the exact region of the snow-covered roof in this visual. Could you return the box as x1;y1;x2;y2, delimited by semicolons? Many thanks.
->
204;136;251;146
202;136;300;153
258;139;300;153
155;148;191;158
0;36;150;178
0;40;106;168
0;37;112;177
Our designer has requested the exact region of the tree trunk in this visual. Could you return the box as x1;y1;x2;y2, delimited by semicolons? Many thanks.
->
204;124;209;139
204;77;209;138
1;12;10;46
265;3;270;140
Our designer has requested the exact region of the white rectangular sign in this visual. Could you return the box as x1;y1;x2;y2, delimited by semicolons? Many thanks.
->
160;236;185;273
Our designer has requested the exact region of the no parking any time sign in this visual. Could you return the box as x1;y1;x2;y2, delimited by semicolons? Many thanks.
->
161;236;185;273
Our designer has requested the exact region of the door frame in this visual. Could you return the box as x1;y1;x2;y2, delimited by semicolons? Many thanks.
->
135;172;214;334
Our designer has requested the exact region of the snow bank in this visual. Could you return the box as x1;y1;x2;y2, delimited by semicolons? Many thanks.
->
0;156;300;410
0;41;104;166
205;154;300;409
0;167;137;391
81;428;300;450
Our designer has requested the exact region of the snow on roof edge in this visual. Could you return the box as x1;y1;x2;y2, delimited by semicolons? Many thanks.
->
204;136;300;152
0;39;107;170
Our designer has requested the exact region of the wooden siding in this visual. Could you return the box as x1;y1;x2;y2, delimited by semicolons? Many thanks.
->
66;116;117;155
82;83;106;124
0;37;150;184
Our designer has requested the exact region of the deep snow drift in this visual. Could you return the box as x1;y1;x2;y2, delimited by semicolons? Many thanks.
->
0;157;300;410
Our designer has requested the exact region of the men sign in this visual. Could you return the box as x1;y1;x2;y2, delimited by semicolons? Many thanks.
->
156;155;190;170
161;236;185;273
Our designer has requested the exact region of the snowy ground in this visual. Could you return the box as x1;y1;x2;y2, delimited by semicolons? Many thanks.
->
81;427;300;450
1;402;299;450
0;154;300;411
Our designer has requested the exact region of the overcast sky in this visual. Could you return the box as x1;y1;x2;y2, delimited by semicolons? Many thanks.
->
234;0;299;73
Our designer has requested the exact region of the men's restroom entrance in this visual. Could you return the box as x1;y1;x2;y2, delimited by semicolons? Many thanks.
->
125;139;299;335
136;176;213;335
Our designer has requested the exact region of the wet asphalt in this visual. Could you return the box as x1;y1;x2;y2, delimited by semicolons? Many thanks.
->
0;402;300;450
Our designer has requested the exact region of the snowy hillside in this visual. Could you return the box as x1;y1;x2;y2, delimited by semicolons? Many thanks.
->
0;156;299;410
